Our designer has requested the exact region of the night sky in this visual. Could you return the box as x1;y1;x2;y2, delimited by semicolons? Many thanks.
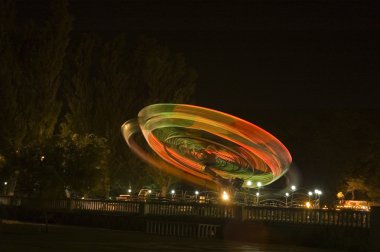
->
17;0;380;196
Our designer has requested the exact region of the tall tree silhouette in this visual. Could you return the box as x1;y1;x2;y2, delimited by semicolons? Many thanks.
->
0;0;72;194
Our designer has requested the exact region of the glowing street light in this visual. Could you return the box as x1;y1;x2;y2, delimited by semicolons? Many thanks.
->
285;192;290;207
314;189;322;208
256;181;262;205
3;181;7;195
305;201;311;208
246;180;252;187
171;189;175;195
195;190;199;195
222;191;230;201
290;185;296;207
148;189;152;194
256;192;260;204
128;188;132;193
308;191;313;202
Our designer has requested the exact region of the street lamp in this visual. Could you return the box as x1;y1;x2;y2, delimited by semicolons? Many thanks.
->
3;181;7;196
314;189;322;208
291;185;296;207
195;190;199;195
256;192;260;205
246;180;252;187
256;182;262;205
128;188;132;193
308;191;313;202
285;192;289;207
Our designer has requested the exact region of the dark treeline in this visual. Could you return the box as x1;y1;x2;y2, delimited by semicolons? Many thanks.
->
0;0;196;198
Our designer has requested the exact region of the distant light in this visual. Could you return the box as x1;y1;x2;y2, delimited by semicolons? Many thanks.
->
4;181;7;185
318;190;322;195
308;191;313;196
40;155;45;161
222;191;229;201
195;190;199;195
305;202;311;208
148;190;152;194
171;190;175;194
256;192;260;196
246;180;252;186
291;185;296;191
81;197;85;199
257;182;262;188
128;189;132;193
285;192;289;197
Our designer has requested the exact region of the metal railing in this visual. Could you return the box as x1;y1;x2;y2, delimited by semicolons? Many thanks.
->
243;206;370;228
0;196;370;228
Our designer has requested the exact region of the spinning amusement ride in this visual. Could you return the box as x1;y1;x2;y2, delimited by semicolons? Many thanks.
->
122;104;292;192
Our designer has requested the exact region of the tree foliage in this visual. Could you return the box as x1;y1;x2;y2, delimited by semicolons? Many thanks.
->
62;35;197;194
0;0;72;195
0;1;197;197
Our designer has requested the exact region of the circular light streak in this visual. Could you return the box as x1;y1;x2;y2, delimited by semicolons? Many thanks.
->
121;104;292;190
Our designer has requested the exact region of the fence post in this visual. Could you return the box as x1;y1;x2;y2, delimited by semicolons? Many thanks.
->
370;206;380;251
233;205;242;221
139;202;149;216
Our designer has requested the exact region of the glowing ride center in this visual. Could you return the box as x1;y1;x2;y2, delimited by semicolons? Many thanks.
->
122;104;292;192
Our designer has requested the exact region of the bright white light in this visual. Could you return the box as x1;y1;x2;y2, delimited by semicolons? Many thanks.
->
171;190;175;194
40;155;45;161
291;185;296;191
314;189;320;194
256;192;260;196
285;192;289;197
128;189;132;193
4;181;7;186
246;180;252;186
318;190;322;195
195;190;199;195
257;182;262;188
308;191;313;196
148;190;152;194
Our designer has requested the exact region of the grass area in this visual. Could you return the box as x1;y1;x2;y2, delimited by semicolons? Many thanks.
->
0;220;341;252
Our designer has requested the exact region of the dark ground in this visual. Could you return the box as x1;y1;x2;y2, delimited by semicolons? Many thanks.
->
0;220;342;252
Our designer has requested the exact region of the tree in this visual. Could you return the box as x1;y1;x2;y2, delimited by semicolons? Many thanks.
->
0;0;72;195
58;133;110;198
63;35;197;196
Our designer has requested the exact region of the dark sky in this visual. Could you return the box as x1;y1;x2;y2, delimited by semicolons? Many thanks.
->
17;0;380;195
68;0;380;112
69;0;379;193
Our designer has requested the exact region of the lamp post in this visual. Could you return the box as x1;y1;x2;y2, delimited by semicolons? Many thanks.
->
256;182;262;205
314;189;322;208
246;180;252;187
3;181;7;196
308;191;313;203
245;180;252;205
256;192;260;205
291;185;296;207
285;192;289;207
